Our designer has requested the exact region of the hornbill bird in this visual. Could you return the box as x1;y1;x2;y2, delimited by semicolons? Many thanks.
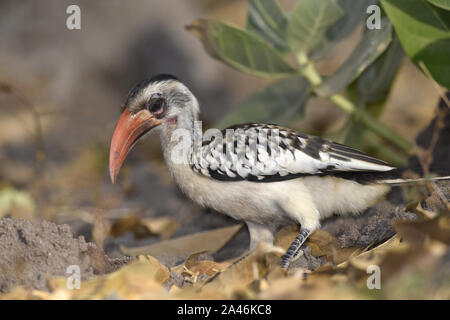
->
109;74;450;268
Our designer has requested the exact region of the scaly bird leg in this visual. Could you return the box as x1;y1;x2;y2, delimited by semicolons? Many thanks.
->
281;228;311;269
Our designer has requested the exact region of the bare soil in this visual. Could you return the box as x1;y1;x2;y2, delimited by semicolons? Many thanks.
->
0;218;131;293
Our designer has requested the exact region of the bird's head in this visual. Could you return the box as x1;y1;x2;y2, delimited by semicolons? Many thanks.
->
109;74;199;184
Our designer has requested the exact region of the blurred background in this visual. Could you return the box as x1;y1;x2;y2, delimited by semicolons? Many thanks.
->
0;0;441;258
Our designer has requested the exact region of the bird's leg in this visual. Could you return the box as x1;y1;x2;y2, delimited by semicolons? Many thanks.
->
247;221;275;251
281;228;311;269
231;221;276;266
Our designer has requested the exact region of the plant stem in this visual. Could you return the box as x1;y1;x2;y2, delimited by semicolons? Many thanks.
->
296;52;412;152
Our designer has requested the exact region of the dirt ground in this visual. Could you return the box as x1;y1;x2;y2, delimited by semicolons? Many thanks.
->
0;96;448;294
0;217;133;293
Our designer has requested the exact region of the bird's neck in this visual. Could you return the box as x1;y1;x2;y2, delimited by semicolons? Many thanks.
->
159;111;198;174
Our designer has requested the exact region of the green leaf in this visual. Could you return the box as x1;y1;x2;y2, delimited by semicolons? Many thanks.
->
287;0;344;54
358;34;405;105
382;0;450;89
316;18;392;97
311;0;378;59
427;0;450;10
417;39;450;88
246;0;288;51
216;76;310;128
186;19;296;78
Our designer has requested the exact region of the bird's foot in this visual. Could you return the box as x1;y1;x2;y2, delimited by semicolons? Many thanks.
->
281;246;305;269
291;246;305;261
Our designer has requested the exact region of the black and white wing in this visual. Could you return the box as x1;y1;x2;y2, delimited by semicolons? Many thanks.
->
191;123;395;182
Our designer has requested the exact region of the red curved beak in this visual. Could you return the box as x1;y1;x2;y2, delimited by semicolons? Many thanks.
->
109;108;162;184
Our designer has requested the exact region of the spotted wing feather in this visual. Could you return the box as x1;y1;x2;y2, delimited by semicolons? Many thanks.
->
191;123;395;182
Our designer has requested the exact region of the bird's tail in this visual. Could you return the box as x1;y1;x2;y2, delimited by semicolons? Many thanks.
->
377;175;450;186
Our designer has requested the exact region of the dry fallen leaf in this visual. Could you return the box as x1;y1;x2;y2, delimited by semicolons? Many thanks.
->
394;215;450;245
199;242;283;298
345;235;406;271
183;251;231;278
110;215;141;238
274;225;299;249
141;217;179;239
307;230;360;265
110;215;179;239
71;255;170;299
120;224;242;257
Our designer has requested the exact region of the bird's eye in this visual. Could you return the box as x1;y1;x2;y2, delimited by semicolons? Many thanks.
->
147;96;166;115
